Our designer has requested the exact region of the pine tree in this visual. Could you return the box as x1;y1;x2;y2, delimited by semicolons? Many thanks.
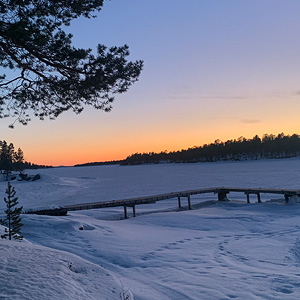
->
14;147;25;174
0;1;143;127
0;141;14;180
0;182;23;240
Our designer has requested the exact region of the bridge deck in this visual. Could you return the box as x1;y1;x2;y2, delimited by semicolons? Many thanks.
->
25;187;300;217
64;187;217;211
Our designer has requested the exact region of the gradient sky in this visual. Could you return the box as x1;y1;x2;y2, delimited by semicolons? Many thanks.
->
2;0;300;166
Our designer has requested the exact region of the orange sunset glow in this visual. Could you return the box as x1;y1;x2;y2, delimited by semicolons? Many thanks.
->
1;1;300;166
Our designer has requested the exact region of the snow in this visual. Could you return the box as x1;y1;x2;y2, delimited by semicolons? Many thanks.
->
0;239;127;300
1;158;300;299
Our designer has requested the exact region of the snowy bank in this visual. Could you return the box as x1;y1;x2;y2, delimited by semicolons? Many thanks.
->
0;237;132;300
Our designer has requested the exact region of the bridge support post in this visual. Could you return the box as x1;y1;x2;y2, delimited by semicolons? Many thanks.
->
284;194;289;204
256;193;261;203
124;206;128;219
245;193;250;204
218;191;229;201
132;205;136;217
187;194;191;210
178;196;181;209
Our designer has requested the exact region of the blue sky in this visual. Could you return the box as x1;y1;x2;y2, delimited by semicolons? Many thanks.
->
2;0;300;165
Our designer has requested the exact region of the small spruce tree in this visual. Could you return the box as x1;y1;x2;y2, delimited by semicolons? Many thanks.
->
0;182;23;240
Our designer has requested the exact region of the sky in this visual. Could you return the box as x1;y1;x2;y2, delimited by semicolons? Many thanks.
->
2;0;300;166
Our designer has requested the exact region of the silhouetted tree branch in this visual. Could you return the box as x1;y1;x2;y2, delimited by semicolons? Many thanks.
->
0;0;143;127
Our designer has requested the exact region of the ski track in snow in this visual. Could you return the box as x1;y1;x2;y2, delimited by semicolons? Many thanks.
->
1;158;300;299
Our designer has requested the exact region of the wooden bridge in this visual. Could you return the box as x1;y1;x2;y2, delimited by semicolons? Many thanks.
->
25;187;300;218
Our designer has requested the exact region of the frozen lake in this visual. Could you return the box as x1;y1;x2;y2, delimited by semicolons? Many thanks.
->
2;158;300;300
4;157;300;210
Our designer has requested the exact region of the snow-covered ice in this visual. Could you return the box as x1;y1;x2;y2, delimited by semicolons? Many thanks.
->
1;158;300;299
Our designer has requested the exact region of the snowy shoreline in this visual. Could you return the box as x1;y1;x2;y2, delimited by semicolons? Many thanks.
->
1;159;300;299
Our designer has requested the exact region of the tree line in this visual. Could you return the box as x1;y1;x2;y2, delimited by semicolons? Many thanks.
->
121;133;300;165
0;140;51;180
74;160;123;167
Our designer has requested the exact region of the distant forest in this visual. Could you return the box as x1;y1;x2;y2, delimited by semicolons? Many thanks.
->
120;133;300;165
74;160;123;167
0;140;52;174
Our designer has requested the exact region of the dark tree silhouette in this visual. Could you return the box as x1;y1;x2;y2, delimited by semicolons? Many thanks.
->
121;133;300;165
0;182;23;240
14;147;24;173
0;140;50;176
0;140;14;180
0;0;143;127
